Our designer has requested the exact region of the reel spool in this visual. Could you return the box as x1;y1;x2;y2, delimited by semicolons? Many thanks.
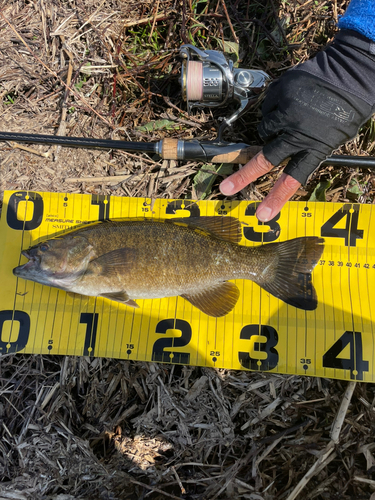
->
180;44;269;140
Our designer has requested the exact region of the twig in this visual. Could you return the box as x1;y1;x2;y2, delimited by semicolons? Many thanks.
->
162;96;205;125
65;173;145;184
333;0;338;23
116;150;158;164
226;6;268;70
209;446;258;500
65;167;198;184
72;0;106;35
221;0;239;43
172;466;186;495
8;143;50;158
69;13;118;43
285;382;357;500
129;478;183;500
122;11;173;28
35;88;63;103
0;10;112;127
353;477;375;487
269;0;288;47
330;381;356;443
181;0;189;44
285;443;336;500
149;0;160;41
53;44;74;158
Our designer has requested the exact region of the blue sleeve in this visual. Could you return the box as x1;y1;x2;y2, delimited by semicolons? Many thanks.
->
338;0;375;41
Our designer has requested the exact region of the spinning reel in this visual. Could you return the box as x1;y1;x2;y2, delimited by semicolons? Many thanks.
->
179;44;269;142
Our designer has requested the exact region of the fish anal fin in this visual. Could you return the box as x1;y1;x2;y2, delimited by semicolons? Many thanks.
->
181;281;240;317
100;291;139;308
257;236;324;310
170;216;242;243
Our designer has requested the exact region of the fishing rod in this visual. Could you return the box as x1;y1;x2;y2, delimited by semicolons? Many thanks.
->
1;44;374;169
1;130;374;168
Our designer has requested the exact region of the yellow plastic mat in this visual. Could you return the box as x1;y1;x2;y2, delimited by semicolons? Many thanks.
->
1;190;374;381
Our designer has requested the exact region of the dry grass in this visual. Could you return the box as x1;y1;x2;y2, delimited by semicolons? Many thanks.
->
1;0;375;499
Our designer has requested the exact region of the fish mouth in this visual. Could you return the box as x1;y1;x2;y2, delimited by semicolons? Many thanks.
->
13;250;40;276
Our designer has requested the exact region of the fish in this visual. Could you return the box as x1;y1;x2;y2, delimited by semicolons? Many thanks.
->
13;217;324;317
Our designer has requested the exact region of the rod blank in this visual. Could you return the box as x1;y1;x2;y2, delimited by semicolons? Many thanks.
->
0;131;157;154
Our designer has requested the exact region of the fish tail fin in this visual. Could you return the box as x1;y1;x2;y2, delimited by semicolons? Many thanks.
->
254;237;324;310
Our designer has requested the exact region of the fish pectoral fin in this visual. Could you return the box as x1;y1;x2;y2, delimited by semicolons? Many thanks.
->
169;216;242;243
181;282;240;317
100;291;139;307
91;248;137;275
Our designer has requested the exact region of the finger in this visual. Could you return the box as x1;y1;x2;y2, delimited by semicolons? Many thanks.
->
219;152;274;196
256;173;301;222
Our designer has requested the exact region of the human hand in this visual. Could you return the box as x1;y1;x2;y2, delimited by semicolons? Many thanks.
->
220;30;375;221
220;152;301;222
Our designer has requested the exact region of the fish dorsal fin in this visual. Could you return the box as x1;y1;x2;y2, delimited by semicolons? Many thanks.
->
169;216;242;243
181;282;240;317
89;248;137;276
100;291;139;308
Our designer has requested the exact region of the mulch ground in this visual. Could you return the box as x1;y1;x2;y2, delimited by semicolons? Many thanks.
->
1;1;375;499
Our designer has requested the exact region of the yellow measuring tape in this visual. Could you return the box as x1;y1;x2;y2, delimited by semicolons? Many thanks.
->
1;190;374;382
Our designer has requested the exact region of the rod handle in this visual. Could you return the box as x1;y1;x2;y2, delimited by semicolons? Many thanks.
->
161;138;179;160
210;145;262;164
161;138;263;163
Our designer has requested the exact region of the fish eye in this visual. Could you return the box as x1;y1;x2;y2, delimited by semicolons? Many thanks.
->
40;243;49;252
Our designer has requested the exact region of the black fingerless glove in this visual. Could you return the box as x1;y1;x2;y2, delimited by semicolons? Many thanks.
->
258;30;375;184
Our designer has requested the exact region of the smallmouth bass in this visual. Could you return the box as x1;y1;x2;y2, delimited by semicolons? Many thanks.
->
13;217;324;316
